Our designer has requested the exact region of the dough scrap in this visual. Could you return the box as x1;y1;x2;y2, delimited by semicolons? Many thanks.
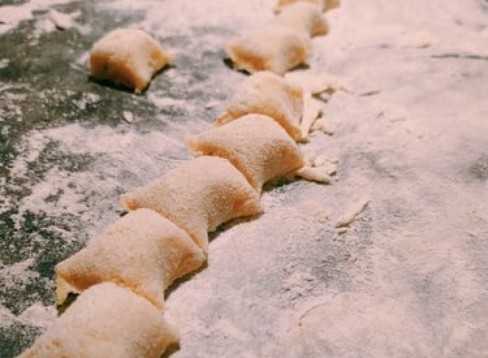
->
285;70;349;95
335;197;369;228
296;166;332;183
216;72;304;141
47;9;74;30
55;209;205;309
301;91;323;139
226;23;311;75
18;283;179;358
187;114;304;192
273;2;328;37
275;0;340;12
121;156;262;253
89;28;170;92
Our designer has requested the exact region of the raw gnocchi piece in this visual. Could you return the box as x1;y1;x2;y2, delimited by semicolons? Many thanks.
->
18;283;179;358
89;28;170;93
55;209;205;309
216;72;304;141
121;156;261;252
187;114;304;192
275;0;340;12
226;23;311;75
273;2;328;37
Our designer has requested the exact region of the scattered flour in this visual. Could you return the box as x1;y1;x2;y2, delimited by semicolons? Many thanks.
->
1;0;487;356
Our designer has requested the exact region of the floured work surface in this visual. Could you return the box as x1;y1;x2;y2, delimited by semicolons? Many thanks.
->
1;0;488;357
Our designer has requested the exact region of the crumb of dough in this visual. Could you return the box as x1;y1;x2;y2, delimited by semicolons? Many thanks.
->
216;72;304;141
120;156;262;253
275;0;340;12
187;114;304;192
47;9;73;30
226;24;311;75
295;166;332;183
123;111;134;123
285;70;349;95
55;209;206;309
273;2;328;37
300;91;323;140
89;28;171;93
311;117;334;135
18;283;179;358
335;198;369;228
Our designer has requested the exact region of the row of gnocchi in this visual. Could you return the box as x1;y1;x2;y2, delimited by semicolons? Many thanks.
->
18;0;339;356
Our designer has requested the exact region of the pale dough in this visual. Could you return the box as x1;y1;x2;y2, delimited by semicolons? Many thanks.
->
273;2;328;37
187;114;304;192
335;197;369;228
226;23;311;75
47;9;73;30
18;283;179;358
216;72;304;141
55;208;205;309
300;91;323;139
121;156;262;253
285;70;349;95
89;28;170;92
296;166;332;183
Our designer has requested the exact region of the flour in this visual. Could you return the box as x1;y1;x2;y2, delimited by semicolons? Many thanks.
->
0;0;76;35
1;0;488;356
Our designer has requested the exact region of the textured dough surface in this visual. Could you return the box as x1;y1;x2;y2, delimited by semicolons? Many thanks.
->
273;2;328;37
226;23;311;75
121;156;262;252
216;72;304;141
187;114;304;192
276;0;340;12
55;209;205;309
89;28;170;92
18;283;179;358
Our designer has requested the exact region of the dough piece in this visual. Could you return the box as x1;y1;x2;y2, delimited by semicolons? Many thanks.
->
55;209;205;309
216;72;304;141
47;9;73;30
335;197;369;228
275;0;340;12
18;283;179;358
89;28;170;93
226;23;311;75
273;2;328;37
301;91;323;139
187;114;304;192
296;166;332;183
285;70;349;95
121;156;262;252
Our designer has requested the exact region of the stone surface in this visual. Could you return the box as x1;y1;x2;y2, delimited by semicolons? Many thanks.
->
0;0;487;357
